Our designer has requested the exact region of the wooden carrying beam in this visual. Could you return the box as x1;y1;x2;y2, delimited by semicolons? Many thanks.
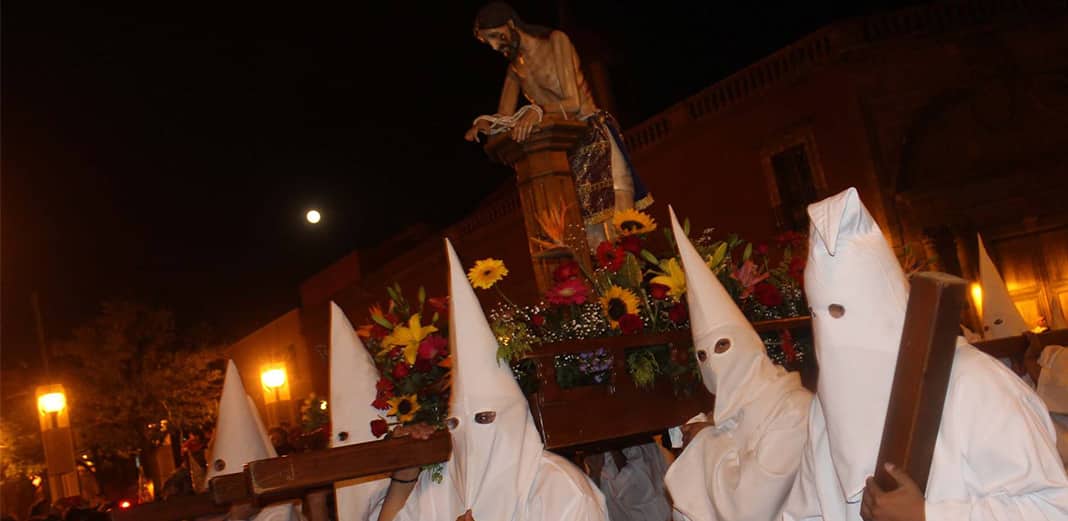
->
244;430;451;500
874;271;968;492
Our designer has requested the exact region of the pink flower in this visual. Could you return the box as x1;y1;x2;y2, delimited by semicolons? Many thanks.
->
731;260;770;299
546;279;591;305
418;335;447;360
553;261;581;282
619;313;643;335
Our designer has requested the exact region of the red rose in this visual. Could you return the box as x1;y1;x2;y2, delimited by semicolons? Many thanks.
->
418;335;447;360
531;314;546;327
669;302;689;324
780;329;797;364
619;313;643;335
596;241;626;272
788;256;805;284
372;397;390;410
754;282;784;307
619;235;642;255
553;261;581;282
370;324;389;340
413;359;432;372
756;244;769;256
375;378;394;393
392;363;410;379
370;418;389;438
649;283;670;300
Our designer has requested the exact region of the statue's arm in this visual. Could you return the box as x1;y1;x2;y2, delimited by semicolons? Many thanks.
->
496;70;520;117
546;31;585;117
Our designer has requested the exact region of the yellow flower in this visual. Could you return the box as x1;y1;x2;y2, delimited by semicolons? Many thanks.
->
600;286;640;328
613;209;657;236
650;258;687;301
387;394;421;423
467;258;509;289
381;314;438;365
530;198;571;251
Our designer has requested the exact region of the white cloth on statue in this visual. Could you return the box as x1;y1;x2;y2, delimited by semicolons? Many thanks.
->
598;443;671;521
328;302;390;521
207;361;302;521
780;187;1068;521
371;240;608;521
664;207;811;521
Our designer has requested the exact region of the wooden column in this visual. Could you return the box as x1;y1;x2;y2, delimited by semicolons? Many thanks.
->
485;120;593;294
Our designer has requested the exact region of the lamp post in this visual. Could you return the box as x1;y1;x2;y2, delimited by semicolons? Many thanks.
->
260;364;293;427
35;384;80;502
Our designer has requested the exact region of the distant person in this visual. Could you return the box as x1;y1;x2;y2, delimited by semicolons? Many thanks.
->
269;426;295;456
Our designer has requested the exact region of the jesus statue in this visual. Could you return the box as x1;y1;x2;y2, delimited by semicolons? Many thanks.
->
464;2;653;249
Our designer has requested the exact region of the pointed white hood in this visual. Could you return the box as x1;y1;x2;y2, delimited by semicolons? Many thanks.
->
804;187;910;502
669;206;797;426
329;302;390;521
445;239;543;521
208;361;297;521
978;234;1029;339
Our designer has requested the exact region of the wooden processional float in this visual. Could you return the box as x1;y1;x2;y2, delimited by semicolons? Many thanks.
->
113;124;1068;520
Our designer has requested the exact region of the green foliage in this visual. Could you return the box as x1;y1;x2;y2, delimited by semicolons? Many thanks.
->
626;349;659;390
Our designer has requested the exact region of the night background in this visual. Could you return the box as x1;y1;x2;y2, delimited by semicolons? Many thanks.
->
2;1;923;369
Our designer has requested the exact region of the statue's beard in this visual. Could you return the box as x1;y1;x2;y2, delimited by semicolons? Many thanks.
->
499;27;520;61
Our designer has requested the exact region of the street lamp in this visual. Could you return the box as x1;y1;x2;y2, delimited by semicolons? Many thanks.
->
260;364;293;427
35;384;79;502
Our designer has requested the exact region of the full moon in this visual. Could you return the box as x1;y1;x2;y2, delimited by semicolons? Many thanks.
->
306;209;321;224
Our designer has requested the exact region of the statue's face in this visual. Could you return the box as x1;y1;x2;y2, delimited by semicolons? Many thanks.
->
476;22;520;61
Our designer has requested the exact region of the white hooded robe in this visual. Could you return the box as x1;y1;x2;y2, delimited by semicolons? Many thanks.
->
663;207;812;521
371;240;608;521
780;187;1068;521
597;442;672;521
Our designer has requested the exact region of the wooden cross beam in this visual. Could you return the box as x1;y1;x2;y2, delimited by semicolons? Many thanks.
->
874;271;968;491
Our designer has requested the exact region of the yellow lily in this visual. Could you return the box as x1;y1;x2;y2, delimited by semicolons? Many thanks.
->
650;258;687;301
381;314;438;365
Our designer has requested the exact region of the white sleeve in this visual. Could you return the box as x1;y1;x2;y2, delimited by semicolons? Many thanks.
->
925;365;1068;520
667;392;809;521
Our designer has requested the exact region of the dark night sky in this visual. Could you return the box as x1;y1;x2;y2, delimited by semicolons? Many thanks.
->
2;1;924;368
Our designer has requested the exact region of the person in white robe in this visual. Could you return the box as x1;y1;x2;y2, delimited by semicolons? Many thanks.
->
1034;337;1068;466
780;187;1068;521
373;239;608;521
593;442;672;521
663;207;812;521
206;361;302;521
977;233;1030;341
328;302;391;520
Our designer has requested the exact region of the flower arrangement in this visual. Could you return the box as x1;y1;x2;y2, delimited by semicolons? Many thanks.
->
474;209;811;394
357;285;451;438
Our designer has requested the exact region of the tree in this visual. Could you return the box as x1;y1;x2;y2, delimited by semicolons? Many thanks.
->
52;300;225;459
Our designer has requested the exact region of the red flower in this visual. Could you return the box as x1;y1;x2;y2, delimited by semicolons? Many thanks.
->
546;279;591;305
756;243;769;256
780;329;797;364
649;283;670;300
754;282;784;307
370;324;389;340
788;256;806;285
392;363;410;379
413;359;432;372
531;314;546;327
389;347;403;360
553;261;581;282
428;296;449;314
619;313;643;335
375;378;394;399
372;397;390;410
384;313;399;325
596;241;626;272
370;418;389;438
418;335;447;360
619;235;642;255
669;302;689;324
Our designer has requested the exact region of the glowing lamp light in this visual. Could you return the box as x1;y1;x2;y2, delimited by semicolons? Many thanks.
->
261;368;287;390
970;282;983;318
38;392;66;414
305;210;321;224
319;400;328;411
119;500;132;509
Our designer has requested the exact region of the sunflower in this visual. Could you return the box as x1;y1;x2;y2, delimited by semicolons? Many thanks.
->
387;394;421;423
381;314;438;365
600;286;641;328
650;258;687;301
613;209;657;236
467;258;509;289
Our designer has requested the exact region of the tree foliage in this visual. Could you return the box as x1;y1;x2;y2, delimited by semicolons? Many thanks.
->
52;301;225;458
